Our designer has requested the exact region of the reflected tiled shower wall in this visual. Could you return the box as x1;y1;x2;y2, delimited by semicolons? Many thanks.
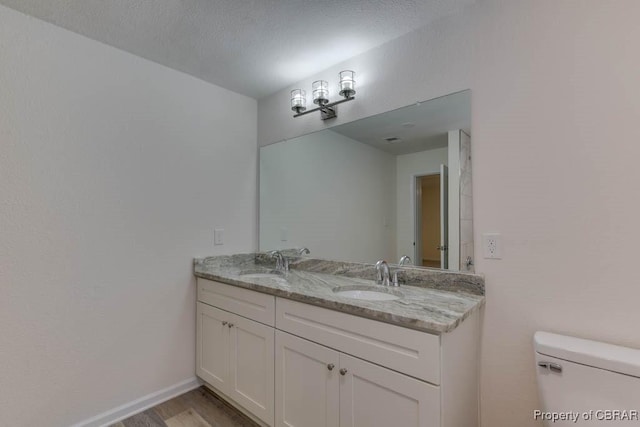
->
459;131;474;270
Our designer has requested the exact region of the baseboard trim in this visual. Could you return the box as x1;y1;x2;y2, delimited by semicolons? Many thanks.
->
71;377;202;427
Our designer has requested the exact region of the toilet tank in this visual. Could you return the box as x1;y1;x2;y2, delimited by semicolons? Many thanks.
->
534;331;640;426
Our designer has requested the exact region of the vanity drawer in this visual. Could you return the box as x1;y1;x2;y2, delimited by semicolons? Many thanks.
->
197;279;275;326
275;298;441;385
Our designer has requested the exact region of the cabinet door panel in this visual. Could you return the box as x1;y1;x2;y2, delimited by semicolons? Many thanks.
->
275;331;340;427
196;302;230;392
339;354;440;427
229;313;275;426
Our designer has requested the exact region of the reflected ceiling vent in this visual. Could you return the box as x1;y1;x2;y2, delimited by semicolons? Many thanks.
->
384;137;402;144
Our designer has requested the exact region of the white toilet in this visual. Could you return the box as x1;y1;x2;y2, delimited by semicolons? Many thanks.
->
534;331;640;426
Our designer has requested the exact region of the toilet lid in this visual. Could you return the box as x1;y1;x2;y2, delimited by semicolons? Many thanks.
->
534;331;640;378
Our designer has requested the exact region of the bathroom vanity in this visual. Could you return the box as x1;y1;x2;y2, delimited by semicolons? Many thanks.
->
193;254;484;427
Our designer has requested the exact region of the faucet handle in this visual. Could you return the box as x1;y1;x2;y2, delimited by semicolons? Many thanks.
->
298;247;310;255
392;271;402;287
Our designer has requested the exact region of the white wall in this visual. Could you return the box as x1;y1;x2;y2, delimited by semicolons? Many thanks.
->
260;130;395;263
395;147;448;263
0;6;257;427
258;1;640;426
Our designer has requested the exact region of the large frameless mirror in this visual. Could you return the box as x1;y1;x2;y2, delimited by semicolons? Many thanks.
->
259;90;473;271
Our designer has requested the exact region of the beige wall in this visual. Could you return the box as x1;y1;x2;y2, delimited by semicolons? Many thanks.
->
258;1;640;426
0;6;257;426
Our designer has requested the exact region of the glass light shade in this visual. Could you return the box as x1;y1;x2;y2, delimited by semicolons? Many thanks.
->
339;70;356;98
312;80;329;105
291;89;306;113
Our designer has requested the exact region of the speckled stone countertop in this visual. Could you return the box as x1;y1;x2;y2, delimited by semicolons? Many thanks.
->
193;254;485;334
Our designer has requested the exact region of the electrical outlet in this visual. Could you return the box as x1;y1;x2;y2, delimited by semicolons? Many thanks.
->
214;228;224;246
482;233;502;259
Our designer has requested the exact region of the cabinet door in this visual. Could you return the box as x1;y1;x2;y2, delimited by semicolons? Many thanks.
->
339;354;440;427
196;302;230;393
275;331;340;427
229;313;275;426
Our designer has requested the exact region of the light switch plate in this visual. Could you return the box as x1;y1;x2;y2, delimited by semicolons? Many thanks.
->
214;228;224;246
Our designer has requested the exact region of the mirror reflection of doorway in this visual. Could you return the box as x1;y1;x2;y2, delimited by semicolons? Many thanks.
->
415;165;448;268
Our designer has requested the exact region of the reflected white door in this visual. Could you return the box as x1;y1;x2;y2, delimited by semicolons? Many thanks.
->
440;164;449;269
414;176;423;265
415;172;447;268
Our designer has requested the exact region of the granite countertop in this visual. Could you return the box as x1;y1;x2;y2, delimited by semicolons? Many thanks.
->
193;254;485;334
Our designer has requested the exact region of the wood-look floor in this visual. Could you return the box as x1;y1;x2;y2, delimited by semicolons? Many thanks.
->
111;387;260;427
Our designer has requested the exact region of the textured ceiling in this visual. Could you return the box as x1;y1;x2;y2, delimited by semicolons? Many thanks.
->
332;90;470;155
0;0;471;99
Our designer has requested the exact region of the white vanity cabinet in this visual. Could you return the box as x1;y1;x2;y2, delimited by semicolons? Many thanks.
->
275;330;440;427
196;278;480;427
275;330;340;427
339;353;440;427
196;280;275;426
196;303;230;391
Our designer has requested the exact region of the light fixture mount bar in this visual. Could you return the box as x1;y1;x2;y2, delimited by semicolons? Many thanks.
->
293;96;355;120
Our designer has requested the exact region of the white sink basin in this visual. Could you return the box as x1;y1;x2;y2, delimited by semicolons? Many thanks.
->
240;273;283;280
239;270;286;281
333;286;402;301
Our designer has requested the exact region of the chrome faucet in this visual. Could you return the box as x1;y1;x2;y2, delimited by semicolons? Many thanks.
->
398;255;412;266
269;250;289;272
375;260;391;286
298;247;310;256
465;256;474;270
391;255;412;286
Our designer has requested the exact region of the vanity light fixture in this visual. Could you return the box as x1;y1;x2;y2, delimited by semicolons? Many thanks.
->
338;70;356;98
290;89;306;113
290;70;356;120
312;80;329;105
